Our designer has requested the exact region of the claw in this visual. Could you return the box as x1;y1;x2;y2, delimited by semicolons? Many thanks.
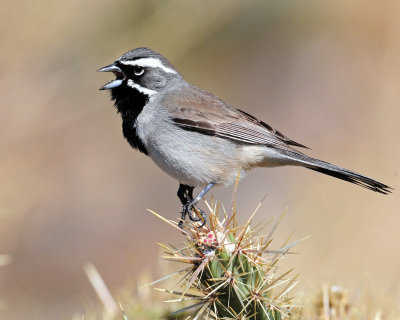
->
189;206;207;227
187;206;202;222
178;203;207;228
178;208;187;229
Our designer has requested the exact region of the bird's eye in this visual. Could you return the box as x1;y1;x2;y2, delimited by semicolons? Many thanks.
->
133;66;144;76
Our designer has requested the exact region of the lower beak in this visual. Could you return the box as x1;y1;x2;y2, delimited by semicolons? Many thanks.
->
99;79;123;90
98;63;124;90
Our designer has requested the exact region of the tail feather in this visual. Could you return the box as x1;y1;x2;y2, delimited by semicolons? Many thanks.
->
307;166;391;194
283;151;392;194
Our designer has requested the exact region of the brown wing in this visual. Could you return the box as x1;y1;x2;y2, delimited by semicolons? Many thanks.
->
165;85;309;150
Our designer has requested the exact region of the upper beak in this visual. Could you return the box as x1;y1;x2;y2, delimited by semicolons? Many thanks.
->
98;63;124;90
98;63;121;73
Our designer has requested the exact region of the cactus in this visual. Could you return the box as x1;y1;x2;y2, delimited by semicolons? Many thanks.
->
149;196;304;319
84;194;400;319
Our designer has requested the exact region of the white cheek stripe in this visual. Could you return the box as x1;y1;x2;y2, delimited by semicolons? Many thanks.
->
127;80;158;96
120;57;177;74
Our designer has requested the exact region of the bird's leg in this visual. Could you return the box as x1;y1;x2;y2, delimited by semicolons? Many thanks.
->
177;184;204;228
177;183;215;228
177;184;196;228
184;183;215;228
185;186;203;223
177;184;190;205
177;184;203;225
192;183;215;204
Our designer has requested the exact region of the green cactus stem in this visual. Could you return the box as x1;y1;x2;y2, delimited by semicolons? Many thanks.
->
149;196;305;319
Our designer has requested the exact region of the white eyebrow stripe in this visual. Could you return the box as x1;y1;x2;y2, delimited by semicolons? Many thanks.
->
119;57;177;74
127;80;158;96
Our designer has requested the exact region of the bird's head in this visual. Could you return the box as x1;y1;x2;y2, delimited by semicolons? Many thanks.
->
98;47;181;108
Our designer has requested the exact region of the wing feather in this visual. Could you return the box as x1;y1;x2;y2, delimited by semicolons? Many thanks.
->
166;85;309;150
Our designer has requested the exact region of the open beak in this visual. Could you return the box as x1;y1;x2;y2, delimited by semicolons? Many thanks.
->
98;63;124;90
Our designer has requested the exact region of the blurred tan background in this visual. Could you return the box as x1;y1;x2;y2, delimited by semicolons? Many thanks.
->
0;0;399;318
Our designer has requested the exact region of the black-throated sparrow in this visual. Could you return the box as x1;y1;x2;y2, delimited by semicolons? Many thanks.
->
99;47;391;227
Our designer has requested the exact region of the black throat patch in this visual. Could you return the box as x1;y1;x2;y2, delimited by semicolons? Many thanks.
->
111;84;149;155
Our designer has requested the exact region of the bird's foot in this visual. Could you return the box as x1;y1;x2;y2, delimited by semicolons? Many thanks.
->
178;203;207;228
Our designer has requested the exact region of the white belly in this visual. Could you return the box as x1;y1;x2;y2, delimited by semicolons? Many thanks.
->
146;129;246;187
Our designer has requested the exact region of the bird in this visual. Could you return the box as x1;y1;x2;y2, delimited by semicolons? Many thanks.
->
98;47;392;227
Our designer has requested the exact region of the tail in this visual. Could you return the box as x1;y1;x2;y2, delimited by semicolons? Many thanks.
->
283;150;392;194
